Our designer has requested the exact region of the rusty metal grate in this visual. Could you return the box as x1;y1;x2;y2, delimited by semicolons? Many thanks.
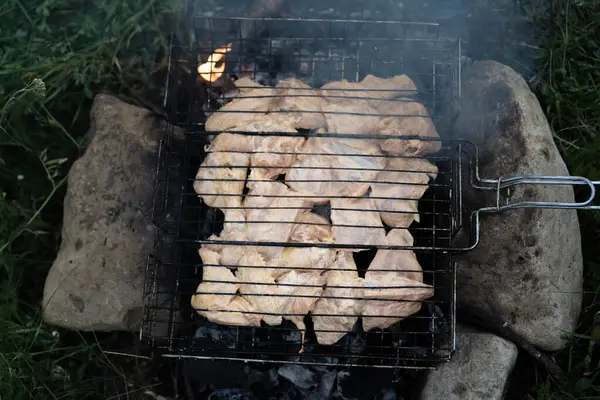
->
142;17;461;370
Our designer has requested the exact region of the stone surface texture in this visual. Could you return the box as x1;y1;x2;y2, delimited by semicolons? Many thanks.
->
454;60;583;351
43;94;166;331
420;325;518;400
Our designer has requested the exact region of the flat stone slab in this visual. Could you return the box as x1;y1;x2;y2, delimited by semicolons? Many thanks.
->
43;94;167;331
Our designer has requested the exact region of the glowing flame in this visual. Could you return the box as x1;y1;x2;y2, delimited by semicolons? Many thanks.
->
197;43;233;82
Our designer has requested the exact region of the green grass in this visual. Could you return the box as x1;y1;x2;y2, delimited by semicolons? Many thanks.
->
524;0;600;398
0;0;599;398
0;0;182;397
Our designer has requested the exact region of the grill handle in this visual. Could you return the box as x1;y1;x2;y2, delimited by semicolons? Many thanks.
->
479;175;599;212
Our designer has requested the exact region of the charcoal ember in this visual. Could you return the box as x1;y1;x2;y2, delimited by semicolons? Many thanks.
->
336;368;396;400
183;359;245;390
208;389;257;400
338;331;367;355
193;324;239;350
317;371;337;399
427;304;450;335
278;365;318;390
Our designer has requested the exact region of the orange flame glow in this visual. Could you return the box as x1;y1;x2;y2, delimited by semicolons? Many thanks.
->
197;43;233;82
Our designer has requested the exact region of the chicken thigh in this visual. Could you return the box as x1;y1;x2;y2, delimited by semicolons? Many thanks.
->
205;77;279;132
286;137;385;202
375;99;441;156
270;78;327;131
369;229;423;282
362;274;434;332
243;180;306;260
371;157;439;228
331;197;386;251
191;249;262;327
312;252;365;345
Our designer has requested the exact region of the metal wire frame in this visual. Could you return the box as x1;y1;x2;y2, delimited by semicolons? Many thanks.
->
141;17;460;370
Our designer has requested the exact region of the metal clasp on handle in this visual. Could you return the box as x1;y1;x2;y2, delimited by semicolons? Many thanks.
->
481;175;599;212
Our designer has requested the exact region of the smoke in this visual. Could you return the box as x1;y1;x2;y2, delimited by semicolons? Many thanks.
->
194;0;540;78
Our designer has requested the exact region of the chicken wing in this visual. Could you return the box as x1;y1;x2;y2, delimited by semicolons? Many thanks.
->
331;197;386;251
371;157;438;228
312;251;365;345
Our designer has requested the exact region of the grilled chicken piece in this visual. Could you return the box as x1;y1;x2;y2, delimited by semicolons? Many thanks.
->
331;197;386;251
362;229;433;331
318;74;417;135
270;78;326;131
193;152;249;231
201;229;248;270
290;212;333;244
205;77;279;132
371;157;439;228
278;270;327;349
243;180;306;260
191;249;262;327
236;250;285;326
320;81;380;135
362;274;434;332
312;251;366;345
375;99;441;156
286;136;386;203
369;230;424;282
271;247;336;279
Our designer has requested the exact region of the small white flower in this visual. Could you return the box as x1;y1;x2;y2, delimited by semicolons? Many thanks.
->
52;330;59;338
17;175;24;181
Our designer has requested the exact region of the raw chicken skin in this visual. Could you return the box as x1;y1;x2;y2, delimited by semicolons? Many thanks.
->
205;77;279;132
363;230;434;331
331;197;386;251
375;99;441;156
320;81;380;135
286;136;385;202
362;274;434;332
270;78;327;131
371;157;439;228
278;270;327;349
193;151;249;232
318;74;417;135
243;181;306;260
290;212;333;244
191;249;239;310
271;247;336;279
369;230;424;282
312;252;366;345
191;249;261;327
236;250;285;326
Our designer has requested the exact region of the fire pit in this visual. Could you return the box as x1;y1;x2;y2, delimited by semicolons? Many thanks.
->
140;15;597;376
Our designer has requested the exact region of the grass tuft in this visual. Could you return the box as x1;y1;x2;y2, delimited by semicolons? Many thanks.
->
0;0;183;397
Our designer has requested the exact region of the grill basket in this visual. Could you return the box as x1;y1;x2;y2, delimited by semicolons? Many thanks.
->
142;16;464;370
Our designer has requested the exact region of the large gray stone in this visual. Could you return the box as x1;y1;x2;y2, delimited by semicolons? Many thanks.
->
454;60;583;351
420;325;518;400
43;94;168;331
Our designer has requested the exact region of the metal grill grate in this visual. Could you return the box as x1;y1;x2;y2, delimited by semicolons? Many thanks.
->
142;17;460;369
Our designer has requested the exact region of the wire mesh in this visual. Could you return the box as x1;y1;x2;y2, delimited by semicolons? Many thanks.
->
142;17;460;369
